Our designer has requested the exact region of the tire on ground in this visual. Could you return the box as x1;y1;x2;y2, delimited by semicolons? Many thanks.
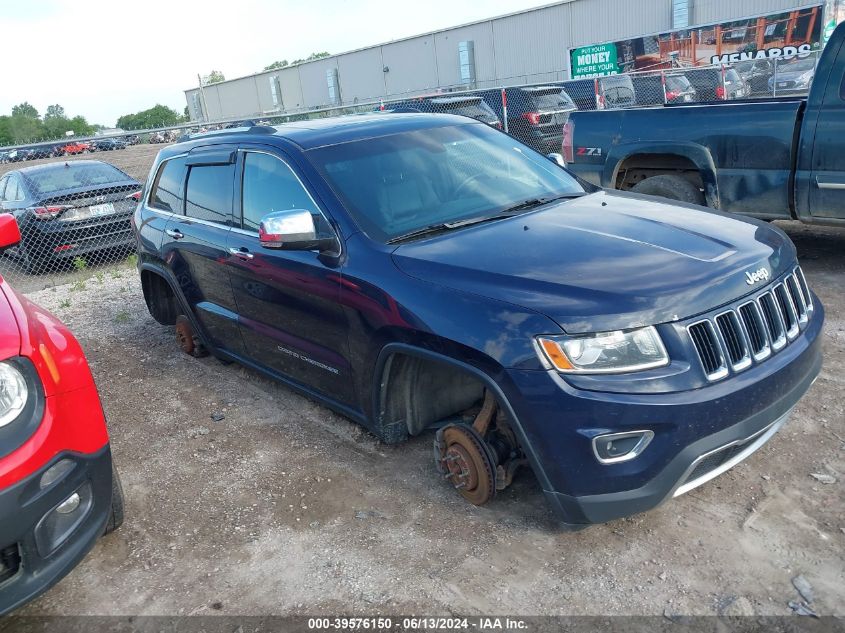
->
104;462;124;535
631;174;705;205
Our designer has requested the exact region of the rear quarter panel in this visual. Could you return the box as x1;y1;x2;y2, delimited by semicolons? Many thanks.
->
568;101;803;218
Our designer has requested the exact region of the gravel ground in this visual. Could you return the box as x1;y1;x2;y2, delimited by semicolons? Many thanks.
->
4;220;842;617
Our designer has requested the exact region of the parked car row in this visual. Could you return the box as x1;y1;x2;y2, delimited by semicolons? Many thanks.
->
0;138;133;164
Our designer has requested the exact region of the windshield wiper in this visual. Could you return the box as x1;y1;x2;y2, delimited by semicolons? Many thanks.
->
498;193;586;214
387;193;587;244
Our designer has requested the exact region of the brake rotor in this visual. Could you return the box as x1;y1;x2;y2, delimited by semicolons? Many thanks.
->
175;315;207;358
440;425;496;506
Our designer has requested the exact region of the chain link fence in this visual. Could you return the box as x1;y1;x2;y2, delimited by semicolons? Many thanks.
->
0;50;821;292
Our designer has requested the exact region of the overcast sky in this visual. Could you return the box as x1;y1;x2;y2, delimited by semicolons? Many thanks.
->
2;0;553;126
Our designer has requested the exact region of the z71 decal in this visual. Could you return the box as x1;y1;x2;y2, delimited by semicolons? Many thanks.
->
576;147;602;156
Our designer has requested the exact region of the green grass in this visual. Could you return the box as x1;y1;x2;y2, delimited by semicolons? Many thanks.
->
70;280;86;292
125;253;138;268
59;298;71;308
114;309;130;323
72;257;88;271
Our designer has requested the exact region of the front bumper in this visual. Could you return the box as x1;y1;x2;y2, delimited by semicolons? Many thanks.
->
503;298;823;526
0;446;113;616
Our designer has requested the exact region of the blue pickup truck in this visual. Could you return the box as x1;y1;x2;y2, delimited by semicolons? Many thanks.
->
565;21;845;228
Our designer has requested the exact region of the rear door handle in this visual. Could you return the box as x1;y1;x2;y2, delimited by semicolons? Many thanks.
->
228;247;254;260
165;228;184;239
816;176;845;190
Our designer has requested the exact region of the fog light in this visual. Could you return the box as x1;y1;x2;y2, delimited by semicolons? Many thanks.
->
592;430;654;464
40;459;75;489
56;492;80;514
35;483;93;557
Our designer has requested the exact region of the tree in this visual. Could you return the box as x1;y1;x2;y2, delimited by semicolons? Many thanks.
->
8;115;43;143
291;52;331;65
116;104;183;131
0;116;12;146
264;60;289;71
202;70;225;85
44;104;66;120
11;102;39;119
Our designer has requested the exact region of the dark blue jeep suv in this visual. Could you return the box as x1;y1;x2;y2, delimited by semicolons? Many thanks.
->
132;114;823;527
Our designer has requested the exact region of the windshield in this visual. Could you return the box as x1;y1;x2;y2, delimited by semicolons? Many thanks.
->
308;122;585;242
24;163;130;195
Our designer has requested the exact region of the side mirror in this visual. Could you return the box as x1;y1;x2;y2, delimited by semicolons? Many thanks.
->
0;214;21;251
547;153;566;168
258;209;337;253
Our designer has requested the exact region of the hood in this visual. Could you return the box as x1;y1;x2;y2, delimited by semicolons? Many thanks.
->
391;190;796;333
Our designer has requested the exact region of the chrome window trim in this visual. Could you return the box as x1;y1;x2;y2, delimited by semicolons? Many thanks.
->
672;410;791;498
713;309;752;372
687;319;729;382
146;153;189;212
592;430;654;465
737;300;771;362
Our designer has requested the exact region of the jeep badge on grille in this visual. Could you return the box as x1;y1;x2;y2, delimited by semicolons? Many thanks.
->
745;267;770;285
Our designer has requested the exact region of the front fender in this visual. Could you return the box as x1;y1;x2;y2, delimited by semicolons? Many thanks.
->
604;141;720;209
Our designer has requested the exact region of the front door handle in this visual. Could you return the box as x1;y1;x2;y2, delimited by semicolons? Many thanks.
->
816;176;845;190
228;247;254;260
165;228;184;239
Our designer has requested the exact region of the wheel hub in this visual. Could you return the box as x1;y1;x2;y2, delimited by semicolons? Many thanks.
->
439;425;495;506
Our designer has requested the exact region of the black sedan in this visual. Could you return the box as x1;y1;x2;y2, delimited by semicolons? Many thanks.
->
0;161;141;273
90;138;127;151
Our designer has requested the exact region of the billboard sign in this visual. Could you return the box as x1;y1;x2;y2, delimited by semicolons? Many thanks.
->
569;4;825;78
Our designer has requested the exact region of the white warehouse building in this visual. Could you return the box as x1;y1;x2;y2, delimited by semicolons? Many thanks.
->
185;0;844;121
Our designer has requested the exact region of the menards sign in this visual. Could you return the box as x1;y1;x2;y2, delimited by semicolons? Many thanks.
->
569;4;825;78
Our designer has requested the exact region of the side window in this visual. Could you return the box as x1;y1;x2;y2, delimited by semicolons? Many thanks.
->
150;157;187;212
185;164;235;226
0;178;7;202
241;152;317;232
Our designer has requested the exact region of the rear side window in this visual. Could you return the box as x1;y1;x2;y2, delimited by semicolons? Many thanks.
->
185;164;235;226
150;157;187;212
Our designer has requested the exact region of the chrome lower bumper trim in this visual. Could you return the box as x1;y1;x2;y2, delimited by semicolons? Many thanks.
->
672;410;791;498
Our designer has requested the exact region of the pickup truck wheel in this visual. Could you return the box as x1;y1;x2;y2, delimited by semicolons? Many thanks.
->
632;175;704;205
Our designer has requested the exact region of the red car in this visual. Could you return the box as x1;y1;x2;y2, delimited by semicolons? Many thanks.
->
59;141;90;156
0;214;123;614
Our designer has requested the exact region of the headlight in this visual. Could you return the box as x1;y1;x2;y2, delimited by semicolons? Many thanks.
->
0;361;29;428
537;326;669;374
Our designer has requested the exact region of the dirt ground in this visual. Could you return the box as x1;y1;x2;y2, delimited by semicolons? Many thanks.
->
2;145;844;616
0;217;838;617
